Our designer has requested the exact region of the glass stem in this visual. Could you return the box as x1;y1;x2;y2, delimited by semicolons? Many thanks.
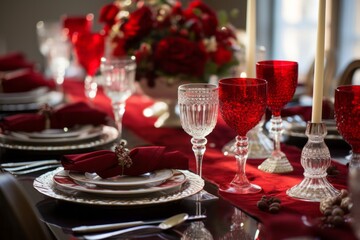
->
191;138;207;178
233;136;250;184
112;101;125;140
270;115;283;154
84;75;97;100
350;152;360;168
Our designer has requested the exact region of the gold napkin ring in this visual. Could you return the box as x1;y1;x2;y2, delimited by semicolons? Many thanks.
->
115;140;132;175
38;104;53;129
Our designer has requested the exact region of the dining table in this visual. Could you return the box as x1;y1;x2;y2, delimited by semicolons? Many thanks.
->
0;78;357;240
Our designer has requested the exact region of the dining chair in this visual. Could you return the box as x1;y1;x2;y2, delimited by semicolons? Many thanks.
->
337;59;360;86
0;173;52;240
304;50;337;97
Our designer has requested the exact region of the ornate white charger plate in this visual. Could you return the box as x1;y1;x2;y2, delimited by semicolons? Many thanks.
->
33;168;204;206
68;169;174;189
0;125;118;152
54;169;185;196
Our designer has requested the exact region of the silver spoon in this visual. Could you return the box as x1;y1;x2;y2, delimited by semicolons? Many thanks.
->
82;213;189;240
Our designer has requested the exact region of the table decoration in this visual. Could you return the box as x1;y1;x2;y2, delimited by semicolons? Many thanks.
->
0;52;34;71
100;56;136;140
178;83;218;200
99;0;239;127
287;0;339;202
219;78;267;194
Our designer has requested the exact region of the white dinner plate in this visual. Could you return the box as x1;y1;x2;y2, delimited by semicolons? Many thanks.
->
0;90;63;112
33;168;203;206
0;125;118;152
15;125;95;139
53;169;186;197
68;169;174;189
7;125;103;144
0;87;49;104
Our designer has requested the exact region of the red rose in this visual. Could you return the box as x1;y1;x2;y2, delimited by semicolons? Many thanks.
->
154;37;207;77
211;44;233;66
99;3;120;34
121;6;154;41
184;0;218;37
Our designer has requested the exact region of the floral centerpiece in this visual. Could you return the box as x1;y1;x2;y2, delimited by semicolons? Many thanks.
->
99;0;239;87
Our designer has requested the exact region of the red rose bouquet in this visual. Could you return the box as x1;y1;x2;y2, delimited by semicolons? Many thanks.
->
99;0;239;87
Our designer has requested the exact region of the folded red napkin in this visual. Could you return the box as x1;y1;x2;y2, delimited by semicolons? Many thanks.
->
1;71;55;93
0;52;34;71
0;102;109;132
61;146;189;178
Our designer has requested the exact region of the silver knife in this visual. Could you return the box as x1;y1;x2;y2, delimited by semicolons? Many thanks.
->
72;215;206;234
0;159;59;169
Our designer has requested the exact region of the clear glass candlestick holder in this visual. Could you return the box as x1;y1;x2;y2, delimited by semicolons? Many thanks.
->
286;122;340;202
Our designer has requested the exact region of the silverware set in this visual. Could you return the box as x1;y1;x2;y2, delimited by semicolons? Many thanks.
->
0;159;61;175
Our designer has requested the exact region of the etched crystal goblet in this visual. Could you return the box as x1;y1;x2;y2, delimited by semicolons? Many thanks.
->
100;56;136;140
178;83;218;200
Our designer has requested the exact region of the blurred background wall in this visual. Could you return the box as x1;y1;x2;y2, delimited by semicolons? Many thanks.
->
0;0;247;70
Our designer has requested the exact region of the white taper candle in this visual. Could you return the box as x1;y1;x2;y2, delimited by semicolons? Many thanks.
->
245;0;256;78
311;0;326;123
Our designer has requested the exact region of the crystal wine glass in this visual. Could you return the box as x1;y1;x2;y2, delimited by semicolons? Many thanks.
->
100;56;136;140
256;60;298;173
334;85;360;168
62;13;94;39
72;32;105;100
178;83;219;200
219;78;267;194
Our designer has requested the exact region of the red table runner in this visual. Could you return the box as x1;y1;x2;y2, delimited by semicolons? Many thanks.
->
63;80;356;240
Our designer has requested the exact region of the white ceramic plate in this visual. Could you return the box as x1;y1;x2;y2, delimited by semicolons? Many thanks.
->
0;87;49;104
0;125;118;152
33;168;203;206
54;169;186;196
0;90;63;112
16;125;95;139
7;125;103;144
68;169;174;189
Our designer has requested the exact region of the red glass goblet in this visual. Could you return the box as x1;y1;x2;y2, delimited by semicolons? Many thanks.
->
256;60;298;173
62;13;94;39
219;78;267;194
335;85;360;168
72;32;104;99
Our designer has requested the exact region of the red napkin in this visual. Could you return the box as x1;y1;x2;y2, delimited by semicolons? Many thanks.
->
1;71;55;93
0;102;109;132
282;99;334;121
61;146;189;178
0;52;34;71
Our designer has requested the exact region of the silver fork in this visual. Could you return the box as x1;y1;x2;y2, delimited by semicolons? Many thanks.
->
3;164;61;175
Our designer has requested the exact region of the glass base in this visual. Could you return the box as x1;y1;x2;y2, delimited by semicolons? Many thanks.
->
220;182;262;194
286;176;340;202
258;154;293;173
222;120;272;159
186;190;218;201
